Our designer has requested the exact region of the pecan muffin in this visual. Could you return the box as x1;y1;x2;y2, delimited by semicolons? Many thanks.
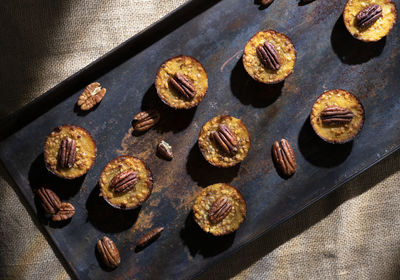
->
242;30;296;84
193;183;246;236
343;0;397;42
155;55;208;109
198;115;251;167
44;125;96;179
99;156;153;209
310;89;365;144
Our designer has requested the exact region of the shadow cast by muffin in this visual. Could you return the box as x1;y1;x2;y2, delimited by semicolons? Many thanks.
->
330;15;386;65
186;142;241;188
230;59;283;108
180;211;236;258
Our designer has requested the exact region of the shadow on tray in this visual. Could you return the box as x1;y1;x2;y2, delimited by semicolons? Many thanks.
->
230;60;283;108
180;211;235;258
331;15;386;65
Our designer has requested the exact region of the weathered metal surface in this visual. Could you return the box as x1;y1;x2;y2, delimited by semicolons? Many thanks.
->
0;0;399;279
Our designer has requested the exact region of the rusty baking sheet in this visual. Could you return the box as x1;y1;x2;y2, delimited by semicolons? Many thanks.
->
1;0;399;279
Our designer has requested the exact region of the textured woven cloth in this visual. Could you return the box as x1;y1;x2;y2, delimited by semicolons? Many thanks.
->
0;1;399;279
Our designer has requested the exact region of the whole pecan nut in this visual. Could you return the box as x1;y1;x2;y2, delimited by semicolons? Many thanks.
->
256;41;281;71
110;170;138;193
320;106;354;124
58;137;77;168
37;187;61;215
212;124;238;155
97;236;120;269
356;4;382;29
169;73;196;99
208;196;232;224
52;202;75;221
77;82;107;110
136;227;164;249
133;109;160;132
157;140;173;160
272;139;296;177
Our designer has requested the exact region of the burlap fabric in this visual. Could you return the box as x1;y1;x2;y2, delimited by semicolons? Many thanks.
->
0;1;399;279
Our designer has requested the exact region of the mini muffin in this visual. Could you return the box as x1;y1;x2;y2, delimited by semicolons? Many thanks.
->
343;0;397;42
155;55;208;109
198;115;251;167
99;156;153;209
242;30;296;84
192;183;246;236
310;89;365;144
44;125;96;179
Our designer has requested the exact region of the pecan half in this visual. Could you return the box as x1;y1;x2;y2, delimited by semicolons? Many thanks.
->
208;196;232;224
320;106;354;124
213;124;238;155
169;73;196;99
37;187;61;215
256;41;281;71
356;4;382;29
272;139;296;177
110;170;138;193
97;236;120;269
58;137;77;169
133;109;160;132
136;227;164;249
77;82;107;110
157;140;173;160
52;202;75;221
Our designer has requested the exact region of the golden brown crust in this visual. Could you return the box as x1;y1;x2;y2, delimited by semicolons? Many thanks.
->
343;0;397;42
155;55;208;109
242;30;297;84
198;115;251;167
310;89;365;144
99;156;153;210
44;125;97;179
192;183;247;236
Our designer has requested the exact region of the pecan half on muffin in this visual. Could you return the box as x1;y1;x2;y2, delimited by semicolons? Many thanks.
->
198;115;251;167
44;125;97;179
193;183;246;236
343;0;397;42
155;55;208;109
310;89;365;144
243;30;296;84
99;156;153;210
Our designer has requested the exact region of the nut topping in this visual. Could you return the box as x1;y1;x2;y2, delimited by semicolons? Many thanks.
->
110;170;138;193
133;109;160;132
169;73;196;99
356;4;382;29
97;236;120;269
52;202;75;221
58;137;77;169
320;106;354;124
208;196;232;224
212;124;238;155
77;82;107;110
256;41;281;71
136;227;164;249
37;187;61;215
157;140;173;160
272;139;296;177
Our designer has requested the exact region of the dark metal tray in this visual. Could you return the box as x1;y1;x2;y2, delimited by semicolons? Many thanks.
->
1;0;399;279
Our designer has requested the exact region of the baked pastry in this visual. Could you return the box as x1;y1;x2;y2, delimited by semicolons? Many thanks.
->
242;30;296;84
310;89;365;144
343;0;397;42
99;156;153;209
198;115;251;167
192;183;246;236
155;55;208;109
44;125;96;179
